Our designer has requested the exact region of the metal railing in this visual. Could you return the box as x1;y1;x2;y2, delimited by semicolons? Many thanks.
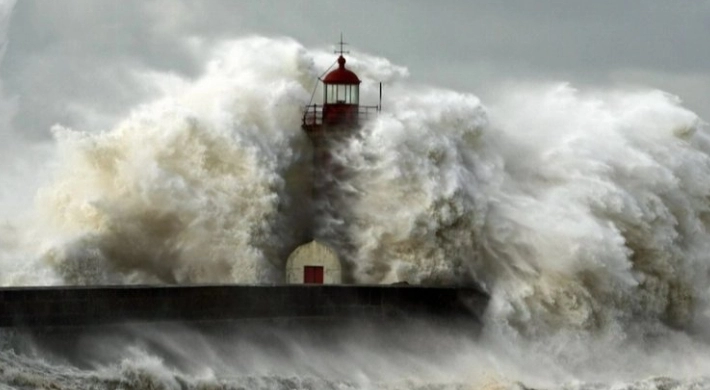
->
302;104;380;126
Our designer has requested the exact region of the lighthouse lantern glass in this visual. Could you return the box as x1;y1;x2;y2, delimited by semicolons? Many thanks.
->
325;84;359;105
338;85;346;102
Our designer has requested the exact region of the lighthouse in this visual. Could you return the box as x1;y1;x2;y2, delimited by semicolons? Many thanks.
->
302;36;380;178
302;36;380;146
288;37;381;285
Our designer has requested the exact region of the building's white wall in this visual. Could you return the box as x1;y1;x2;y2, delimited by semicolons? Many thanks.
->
286;241;342;284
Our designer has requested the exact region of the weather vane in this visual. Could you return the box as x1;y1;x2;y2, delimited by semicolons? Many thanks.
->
334;33;350;55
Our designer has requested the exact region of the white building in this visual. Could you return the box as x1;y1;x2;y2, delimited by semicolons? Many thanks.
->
286;241;342;284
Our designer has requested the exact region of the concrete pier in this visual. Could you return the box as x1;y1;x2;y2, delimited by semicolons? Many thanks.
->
0;284;488;328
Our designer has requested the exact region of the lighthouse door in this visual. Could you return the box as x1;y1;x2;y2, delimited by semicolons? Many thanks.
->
304;266;324;284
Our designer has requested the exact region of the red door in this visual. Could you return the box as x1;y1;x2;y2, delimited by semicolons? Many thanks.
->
304;266;324;284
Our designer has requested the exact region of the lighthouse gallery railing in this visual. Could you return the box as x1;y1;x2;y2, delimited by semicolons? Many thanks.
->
302;104;380;127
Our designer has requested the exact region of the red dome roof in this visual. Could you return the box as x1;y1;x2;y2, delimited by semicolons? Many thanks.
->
322;56;361;85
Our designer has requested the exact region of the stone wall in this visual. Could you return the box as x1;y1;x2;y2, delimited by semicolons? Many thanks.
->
0;284;487;328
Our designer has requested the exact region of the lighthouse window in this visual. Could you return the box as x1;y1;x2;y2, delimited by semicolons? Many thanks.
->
325;85;332;103
325;84;359;104
326;85;339;104
337;85;346;102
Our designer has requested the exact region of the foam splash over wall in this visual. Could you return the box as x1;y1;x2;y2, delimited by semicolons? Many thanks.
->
331;87;490;285
337;81;710;338
9;38;316;285
1;36;710;363
487;86;710;338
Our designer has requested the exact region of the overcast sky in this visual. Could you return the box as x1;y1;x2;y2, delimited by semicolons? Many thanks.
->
1;0;709;141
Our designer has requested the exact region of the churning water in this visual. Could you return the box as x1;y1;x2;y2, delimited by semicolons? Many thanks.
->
1;4;710;389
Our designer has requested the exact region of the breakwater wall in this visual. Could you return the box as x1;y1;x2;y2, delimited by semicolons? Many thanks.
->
0;284;488;328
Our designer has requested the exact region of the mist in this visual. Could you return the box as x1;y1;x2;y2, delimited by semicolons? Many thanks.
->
2;2;710;389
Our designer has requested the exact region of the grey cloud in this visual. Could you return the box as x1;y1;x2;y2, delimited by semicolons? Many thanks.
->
2;0;205;139
2;0;709;140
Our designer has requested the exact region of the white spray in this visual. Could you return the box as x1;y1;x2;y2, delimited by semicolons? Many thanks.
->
1;27;710;388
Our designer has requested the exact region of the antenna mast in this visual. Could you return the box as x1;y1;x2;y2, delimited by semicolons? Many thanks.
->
335;33;350;55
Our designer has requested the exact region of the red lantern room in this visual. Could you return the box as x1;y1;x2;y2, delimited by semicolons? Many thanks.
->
321;55;360;126
302;36;380;137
